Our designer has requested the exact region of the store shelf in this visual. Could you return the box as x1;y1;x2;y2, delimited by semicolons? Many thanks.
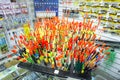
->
0;52;11;59
96;30;120;42
99;65;120;80
0;65;18;80
93;68;117;80
95;41;120;48
0;55;17;65
59;5;79;9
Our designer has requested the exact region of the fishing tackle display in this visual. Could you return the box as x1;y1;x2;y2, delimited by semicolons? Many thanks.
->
11;16;110;74
34;0;59;17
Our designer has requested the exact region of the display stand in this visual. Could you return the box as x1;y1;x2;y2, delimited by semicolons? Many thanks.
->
95;39;120;48
18;62;92;80
34;0;58;17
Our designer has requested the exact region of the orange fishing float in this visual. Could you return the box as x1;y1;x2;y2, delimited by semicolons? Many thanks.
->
11;49;17;53
9;16;109;73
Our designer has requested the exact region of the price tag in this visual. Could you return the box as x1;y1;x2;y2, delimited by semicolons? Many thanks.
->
54;70;59;74
117;12;120;16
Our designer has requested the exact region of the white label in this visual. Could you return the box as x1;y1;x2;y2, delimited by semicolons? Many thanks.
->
36;11;56;18
54;70;59;74
117;13;120;16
